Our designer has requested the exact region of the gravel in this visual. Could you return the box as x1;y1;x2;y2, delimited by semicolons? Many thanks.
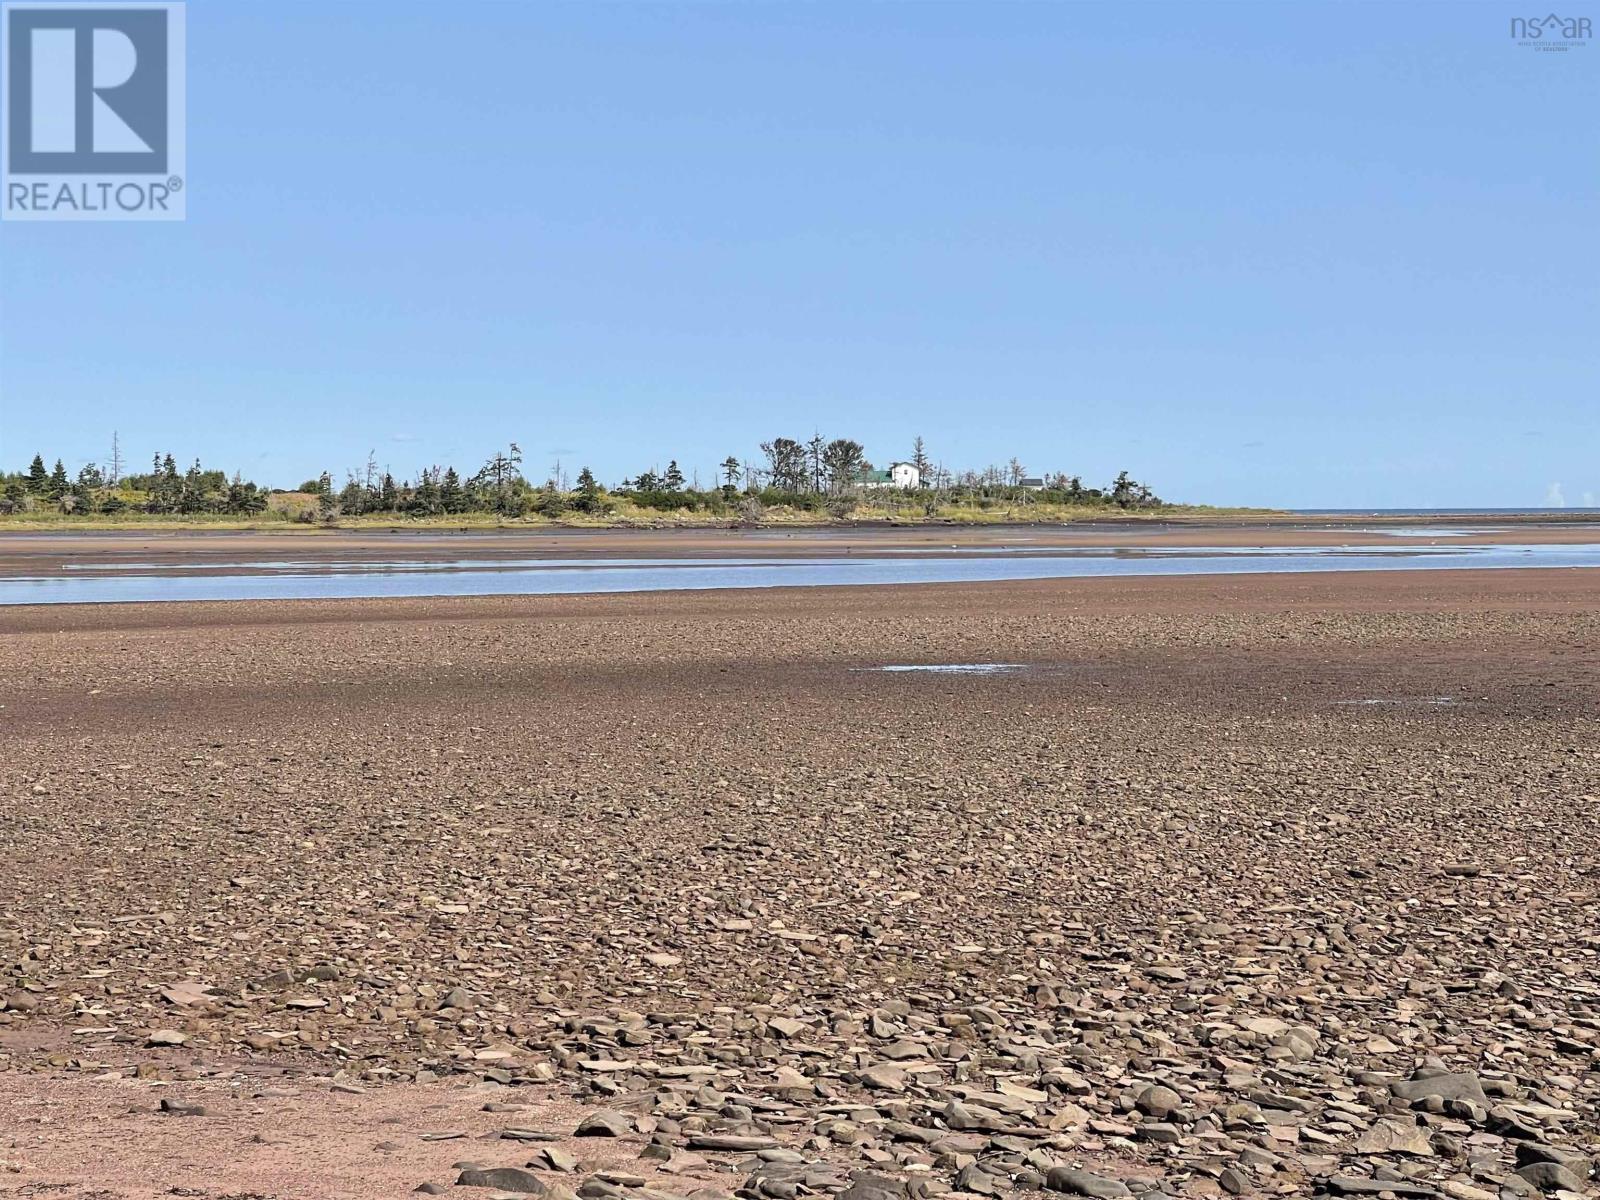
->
2;568;1597;1200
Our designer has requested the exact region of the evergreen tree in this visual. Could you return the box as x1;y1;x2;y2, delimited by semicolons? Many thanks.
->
339;477;365;515
440;467;462;513
179;458;206;514
1110;470;1136;508
808;434;826;492
539;480;568;517
415;468;441;514
663;460;685;491
48;459;69;501
316;471;337;522
26;454;48;493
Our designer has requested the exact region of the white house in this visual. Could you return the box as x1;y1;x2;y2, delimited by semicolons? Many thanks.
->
860;461;922;489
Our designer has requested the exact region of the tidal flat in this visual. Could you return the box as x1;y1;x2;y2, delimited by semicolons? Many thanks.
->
0;565;1597;1198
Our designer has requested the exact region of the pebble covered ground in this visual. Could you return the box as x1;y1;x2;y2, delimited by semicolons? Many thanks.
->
1;570;1597;1200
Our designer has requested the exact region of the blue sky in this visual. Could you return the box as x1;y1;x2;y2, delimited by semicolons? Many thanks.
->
1;2;1595;507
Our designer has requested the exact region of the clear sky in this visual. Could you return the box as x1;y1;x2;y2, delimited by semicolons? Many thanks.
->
1;2;1595;508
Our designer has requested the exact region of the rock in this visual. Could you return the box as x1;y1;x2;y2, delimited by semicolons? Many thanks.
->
878;1038;927;1061
415;1186;446;1195
456;1167;547;1192
858;1064;908;1091
145;1028;188;1047
1514;1144;1592;1180
1390;1072;1487;1107
1320;1177;1439;1197
1044;1167;1133;1198
837;1174;906;1200
576;1110;632;1137
1134;1084;1182;1119
158;1098;206;1117
159;982;213;1006
943;1099;1006;1132
768;1066;813;1093
1514;1162;1582;1192
443;987;473;1009
686;1134;779;1151
534;1147;580;1173
2;990;39;1013
1354;1118;1435;1156
954;1163;1001;1195
1135;1121;1181;1144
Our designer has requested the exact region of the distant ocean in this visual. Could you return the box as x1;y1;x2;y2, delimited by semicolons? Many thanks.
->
1290;508;1600;516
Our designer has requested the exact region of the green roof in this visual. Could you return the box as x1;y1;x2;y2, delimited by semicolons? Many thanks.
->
859;469;892;482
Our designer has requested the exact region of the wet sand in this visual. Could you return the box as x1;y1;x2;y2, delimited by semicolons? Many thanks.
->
3;517;1600;580
0;1072;611;1200
2;568;1598;1198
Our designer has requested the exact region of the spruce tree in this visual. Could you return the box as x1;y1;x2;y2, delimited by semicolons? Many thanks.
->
316;471;336;522
416;468;440;514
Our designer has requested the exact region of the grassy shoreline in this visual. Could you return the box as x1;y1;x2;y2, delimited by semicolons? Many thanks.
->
0;500;1280;533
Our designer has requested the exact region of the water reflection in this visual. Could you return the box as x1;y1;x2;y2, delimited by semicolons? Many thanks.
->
2;543;1597;606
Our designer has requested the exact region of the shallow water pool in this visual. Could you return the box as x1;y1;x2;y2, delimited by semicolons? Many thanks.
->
2;542;1597;605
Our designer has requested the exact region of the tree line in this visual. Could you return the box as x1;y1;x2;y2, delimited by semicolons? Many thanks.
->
616;434;1163;515
1;452;270;516
2;434;1165;520
293;444;611;520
